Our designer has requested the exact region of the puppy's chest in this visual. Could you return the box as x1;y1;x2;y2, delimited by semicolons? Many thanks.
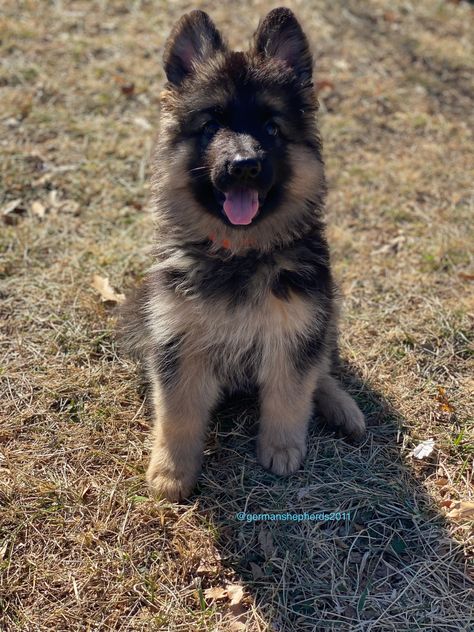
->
156;246;330;351
189;263;317;352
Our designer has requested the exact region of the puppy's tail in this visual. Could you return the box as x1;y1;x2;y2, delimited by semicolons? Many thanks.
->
116;282;151;362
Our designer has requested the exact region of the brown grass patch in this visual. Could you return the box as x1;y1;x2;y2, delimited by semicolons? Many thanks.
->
1;0;473;630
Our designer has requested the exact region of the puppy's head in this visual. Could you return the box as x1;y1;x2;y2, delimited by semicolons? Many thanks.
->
155;8;325;247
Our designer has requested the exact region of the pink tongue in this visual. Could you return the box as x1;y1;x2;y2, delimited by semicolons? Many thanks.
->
223;188;259;225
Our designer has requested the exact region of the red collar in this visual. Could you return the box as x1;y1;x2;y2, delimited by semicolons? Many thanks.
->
208;233;256;251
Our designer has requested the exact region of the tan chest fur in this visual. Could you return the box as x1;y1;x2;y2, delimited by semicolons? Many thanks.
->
148;281;317;366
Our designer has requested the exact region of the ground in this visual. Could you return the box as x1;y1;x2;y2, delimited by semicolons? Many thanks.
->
1;1;473;630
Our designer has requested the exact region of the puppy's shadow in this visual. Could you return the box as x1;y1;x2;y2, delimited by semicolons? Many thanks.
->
197;365;473;630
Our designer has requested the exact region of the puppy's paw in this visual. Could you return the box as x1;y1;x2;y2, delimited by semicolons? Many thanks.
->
257;436;307;476
332;397;366;442
146;462;198;502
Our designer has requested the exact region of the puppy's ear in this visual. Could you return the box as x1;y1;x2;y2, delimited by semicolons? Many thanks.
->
253;7;313;82
163;10;226;86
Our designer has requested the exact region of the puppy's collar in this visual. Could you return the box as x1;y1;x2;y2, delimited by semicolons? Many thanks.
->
208;233;256;251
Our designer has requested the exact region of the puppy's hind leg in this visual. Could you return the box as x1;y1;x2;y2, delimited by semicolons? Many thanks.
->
314;374;366;441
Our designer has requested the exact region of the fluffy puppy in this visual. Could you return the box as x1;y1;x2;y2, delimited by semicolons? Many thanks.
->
120;8;366;501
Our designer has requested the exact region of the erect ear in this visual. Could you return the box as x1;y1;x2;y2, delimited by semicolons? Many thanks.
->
253;7;313;82
163;10;226;86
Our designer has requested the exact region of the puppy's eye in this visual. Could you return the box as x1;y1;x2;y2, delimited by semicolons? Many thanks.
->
201;120;220;136
264;120;279;137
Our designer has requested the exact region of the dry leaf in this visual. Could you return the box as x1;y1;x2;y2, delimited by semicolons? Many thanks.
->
2;199;23;216
91;275;125;304
31;200;46;218
446;500;474;520
226;583;244;606
249;561;264;580
458;272;474;281
196;560;216;576
411;438;435;459
440;499;453;508
258;527;274;558
204;586;228;601
204;583;244;606
315;79;335;93
133;116;152;130
436;386;455;414
121;82;135;96
383;11;400;23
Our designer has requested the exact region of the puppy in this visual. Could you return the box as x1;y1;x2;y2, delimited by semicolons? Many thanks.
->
120;8;366;501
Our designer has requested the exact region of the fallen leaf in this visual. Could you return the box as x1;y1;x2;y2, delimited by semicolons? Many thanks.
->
204;586;228;601
4;117;20;128
411;438;435;459
446;500;474;520
31;200;46;218
2;199;23;216
334;59;349;71
91;275;125;304
226;583;244;606
258;527;274;559
121;82;135;96
458;272;474;281
249;561;264;580
383;11;400;23
435;477;448;487
133;116;152;130
440;499;453;508
315;79;335;93
196;560;216;576
436;387;455;414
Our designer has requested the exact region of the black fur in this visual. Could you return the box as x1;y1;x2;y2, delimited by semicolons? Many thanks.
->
152;336;183;389
159;228;332;309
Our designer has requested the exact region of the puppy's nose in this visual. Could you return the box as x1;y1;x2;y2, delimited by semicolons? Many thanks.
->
229;157;262;181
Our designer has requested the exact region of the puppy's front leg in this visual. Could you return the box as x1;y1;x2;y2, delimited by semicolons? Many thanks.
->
257;358;319;476
146;348;220;501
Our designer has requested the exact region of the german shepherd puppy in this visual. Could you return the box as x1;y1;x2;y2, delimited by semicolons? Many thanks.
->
120;8;366;501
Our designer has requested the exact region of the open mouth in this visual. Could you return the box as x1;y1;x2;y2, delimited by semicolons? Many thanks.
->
215;187;265;226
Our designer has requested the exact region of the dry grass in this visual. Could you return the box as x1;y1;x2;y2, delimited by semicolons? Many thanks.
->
1;0;473;630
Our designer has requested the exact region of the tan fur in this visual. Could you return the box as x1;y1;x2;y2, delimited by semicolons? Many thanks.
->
146;354;220;502
145;286;324;498
313;374;366;439
257;358;322;476
145;267;318;387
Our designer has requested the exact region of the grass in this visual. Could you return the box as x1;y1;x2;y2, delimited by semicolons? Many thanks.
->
1;0;473;630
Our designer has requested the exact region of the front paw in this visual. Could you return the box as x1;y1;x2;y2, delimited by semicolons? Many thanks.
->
146;460;199;502
257;435;307;476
